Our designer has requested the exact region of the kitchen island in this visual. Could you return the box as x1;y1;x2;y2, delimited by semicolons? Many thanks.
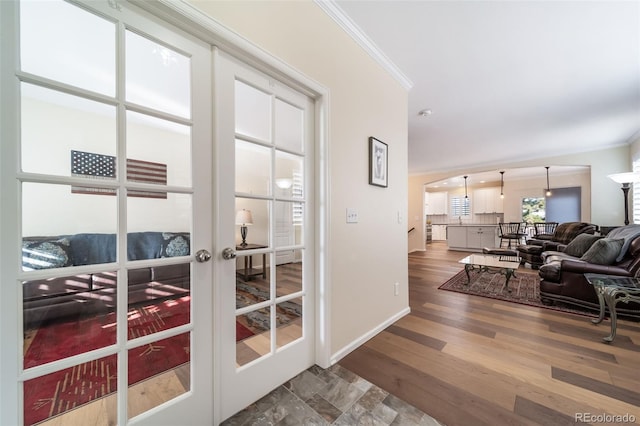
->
447;224;500;252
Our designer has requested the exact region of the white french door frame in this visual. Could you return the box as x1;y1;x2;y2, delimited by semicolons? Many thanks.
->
214;48;318;420
0;1;214;424
1;1;332;424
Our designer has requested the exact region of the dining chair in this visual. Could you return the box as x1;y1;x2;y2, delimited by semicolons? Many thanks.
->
498;222;526;248
533;222;559;241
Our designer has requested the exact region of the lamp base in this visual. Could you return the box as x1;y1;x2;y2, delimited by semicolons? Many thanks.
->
622;184;630;226
240;225;248;246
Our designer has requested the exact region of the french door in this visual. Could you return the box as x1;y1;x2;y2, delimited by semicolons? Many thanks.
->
214;50;316;421
1;1;213;424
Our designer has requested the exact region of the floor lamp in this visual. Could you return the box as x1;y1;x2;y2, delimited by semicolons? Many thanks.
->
608;172;639;225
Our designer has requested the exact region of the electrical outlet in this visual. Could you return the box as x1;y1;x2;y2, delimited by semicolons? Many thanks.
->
346;208;358;223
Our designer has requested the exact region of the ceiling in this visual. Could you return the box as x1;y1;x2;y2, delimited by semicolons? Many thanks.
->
423;165;589;190
331;0;640;176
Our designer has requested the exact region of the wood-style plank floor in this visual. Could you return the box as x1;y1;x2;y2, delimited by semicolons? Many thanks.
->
339;242;640;426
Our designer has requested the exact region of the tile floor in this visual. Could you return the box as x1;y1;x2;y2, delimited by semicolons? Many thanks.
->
221;364;444;425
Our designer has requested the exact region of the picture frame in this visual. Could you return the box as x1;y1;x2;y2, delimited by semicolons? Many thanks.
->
368;137;388;187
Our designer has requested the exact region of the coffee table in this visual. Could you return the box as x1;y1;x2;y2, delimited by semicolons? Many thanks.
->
584;273;640;343
458;254;521;292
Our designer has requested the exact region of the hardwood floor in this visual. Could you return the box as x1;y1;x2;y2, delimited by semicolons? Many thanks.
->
339;241;640;426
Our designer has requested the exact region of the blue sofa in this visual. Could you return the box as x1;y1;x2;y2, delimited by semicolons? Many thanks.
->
22;232;190;327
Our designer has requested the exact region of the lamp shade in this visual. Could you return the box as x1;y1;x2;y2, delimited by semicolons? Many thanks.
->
608;172;640;184
235;209;253;225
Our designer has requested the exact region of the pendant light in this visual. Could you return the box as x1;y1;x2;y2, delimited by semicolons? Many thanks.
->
500;171;505;199
545;166;552;197
464;175;468;198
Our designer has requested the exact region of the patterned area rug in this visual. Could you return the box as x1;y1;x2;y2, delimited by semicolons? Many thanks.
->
23;297;191;425
438;268;598;317
235;281;301;341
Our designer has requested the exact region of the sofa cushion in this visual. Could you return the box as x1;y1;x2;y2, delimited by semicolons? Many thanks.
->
69;233;116;265
127;232;191;260
580;238;624;265
563;234;603;257
127;232;163;260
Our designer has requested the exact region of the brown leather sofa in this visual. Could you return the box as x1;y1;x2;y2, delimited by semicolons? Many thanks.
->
517;222;597;268
538;225;640;316
22;232;191;327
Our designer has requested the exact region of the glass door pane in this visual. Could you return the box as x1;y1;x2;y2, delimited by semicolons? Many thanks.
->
231;72;308;370
20;3;121;420
16;2;210;424
125;31;191;118
20;0;116;96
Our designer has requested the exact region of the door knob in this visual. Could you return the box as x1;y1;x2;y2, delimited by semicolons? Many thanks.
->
222;247;236;260
195;249;212;263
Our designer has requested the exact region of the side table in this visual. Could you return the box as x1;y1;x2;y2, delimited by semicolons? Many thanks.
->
236;244;268;281
584;273;640;343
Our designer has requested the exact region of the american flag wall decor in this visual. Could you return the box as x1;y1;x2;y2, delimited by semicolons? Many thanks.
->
71;150;117;196
126;158;168;199
71;150;167;199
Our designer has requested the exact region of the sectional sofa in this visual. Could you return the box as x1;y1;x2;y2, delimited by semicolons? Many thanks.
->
538;224;640;316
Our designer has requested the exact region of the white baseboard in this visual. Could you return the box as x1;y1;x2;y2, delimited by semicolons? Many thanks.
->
408;248;426;253
329;307;411;365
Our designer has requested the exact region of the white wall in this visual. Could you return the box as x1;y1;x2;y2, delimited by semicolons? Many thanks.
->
502;170;591;223
21;95;191;236
189;1;410;360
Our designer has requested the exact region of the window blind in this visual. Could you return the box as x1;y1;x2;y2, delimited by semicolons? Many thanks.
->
450;196;470;217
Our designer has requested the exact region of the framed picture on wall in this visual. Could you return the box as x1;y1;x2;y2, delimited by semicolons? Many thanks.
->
369;137;388;188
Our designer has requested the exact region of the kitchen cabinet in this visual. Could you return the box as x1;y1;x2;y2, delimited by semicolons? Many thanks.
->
447;225;499;251
473;188;503;214
446;226;467;249
466;226;499;249
432;225;447;240
426;192;448;215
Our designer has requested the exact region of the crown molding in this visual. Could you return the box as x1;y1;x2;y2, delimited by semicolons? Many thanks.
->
315;0;413;91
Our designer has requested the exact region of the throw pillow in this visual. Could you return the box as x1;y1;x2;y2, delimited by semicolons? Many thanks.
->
563;234;603;257
22;238;71;270
162;232;191;257
580;238;624;265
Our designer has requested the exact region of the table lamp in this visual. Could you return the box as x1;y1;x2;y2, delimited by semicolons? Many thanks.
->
235;209;253;247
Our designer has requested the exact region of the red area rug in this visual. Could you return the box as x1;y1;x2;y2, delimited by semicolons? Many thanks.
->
236;321;255;341
23;297;191;425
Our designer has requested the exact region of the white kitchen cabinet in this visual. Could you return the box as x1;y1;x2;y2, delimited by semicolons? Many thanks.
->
466;226;499;249
446;226;467;249
473;188;503;214
432;225;447;240
426;191;448;215
447;225;499;251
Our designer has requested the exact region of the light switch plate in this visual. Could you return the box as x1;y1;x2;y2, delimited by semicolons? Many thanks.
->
346;208;358;223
